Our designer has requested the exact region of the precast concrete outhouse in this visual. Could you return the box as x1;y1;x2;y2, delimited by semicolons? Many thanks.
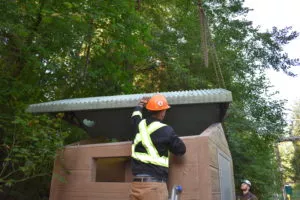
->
27;88;235;200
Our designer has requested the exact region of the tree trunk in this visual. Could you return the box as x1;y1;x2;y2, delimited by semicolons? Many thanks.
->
197;0;208;68
12;0;45;78
26;0;45;46
136;0;141;11
83;19;94;81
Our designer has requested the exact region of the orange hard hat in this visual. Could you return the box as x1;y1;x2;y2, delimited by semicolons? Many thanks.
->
146;94;170;111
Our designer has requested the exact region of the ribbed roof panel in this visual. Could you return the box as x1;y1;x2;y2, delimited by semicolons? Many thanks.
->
26;88;232;113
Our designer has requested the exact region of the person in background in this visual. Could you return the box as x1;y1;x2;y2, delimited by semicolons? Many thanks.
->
237;179;258;200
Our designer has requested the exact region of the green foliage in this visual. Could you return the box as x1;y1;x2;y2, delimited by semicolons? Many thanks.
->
291;101;300;181
229;131;282;199
291;101;300;136
0;0;298;198
292;142;300;181
279;142;296;183
0;113;69;196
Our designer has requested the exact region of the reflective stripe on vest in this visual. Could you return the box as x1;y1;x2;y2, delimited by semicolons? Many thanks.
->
132;111;142;118
132;119;169;167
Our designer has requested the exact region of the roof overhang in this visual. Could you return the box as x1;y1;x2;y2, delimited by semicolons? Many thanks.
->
27;89;232;140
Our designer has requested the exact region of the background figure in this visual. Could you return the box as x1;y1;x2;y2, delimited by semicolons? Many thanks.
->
284;183;293;200
237;179;258;200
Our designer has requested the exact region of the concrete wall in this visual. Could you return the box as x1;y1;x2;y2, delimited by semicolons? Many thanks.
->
49;123;235;200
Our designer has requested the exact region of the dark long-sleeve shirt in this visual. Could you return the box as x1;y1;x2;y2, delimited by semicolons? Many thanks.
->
237;192;258;200
131;106;186;180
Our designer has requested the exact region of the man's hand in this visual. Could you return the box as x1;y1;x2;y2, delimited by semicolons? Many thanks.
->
138;97;150;108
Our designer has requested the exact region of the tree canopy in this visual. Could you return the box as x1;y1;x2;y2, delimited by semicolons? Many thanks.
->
0;0;298;199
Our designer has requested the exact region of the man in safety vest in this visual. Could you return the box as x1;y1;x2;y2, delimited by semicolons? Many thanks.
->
237;179;258;200
129;94;186;200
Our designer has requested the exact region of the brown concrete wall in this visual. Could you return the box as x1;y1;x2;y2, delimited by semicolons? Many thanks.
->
203;124;236;199
49;123;235;200
168;135;210;199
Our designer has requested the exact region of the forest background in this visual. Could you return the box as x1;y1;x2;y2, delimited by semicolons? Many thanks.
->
0;0;300;199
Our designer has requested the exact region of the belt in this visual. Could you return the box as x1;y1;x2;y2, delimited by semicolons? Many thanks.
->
133;176;166;183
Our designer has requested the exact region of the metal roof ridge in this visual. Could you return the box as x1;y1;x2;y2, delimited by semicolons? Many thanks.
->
26;88;232;113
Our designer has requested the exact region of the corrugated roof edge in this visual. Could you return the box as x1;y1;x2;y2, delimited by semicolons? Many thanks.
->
26;88;232;113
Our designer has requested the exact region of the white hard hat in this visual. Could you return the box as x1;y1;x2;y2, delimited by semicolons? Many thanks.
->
242;179;251;187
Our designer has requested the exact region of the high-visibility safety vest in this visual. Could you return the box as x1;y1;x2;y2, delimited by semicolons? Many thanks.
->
131;111;169;168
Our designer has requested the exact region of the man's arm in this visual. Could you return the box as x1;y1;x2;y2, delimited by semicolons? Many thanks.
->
131;106;143;127
131;97;150;132
167;127;186;156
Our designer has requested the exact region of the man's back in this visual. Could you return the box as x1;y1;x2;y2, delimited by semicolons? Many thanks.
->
129;95;186;200
131;115;186;179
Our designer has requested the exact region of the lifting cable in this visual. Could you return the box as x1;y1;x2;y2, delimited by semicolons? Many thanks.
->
197;0;226;88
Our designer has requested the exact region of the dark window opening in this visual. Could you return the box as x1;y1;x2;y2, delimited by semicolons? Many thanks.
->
93;157;132;182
